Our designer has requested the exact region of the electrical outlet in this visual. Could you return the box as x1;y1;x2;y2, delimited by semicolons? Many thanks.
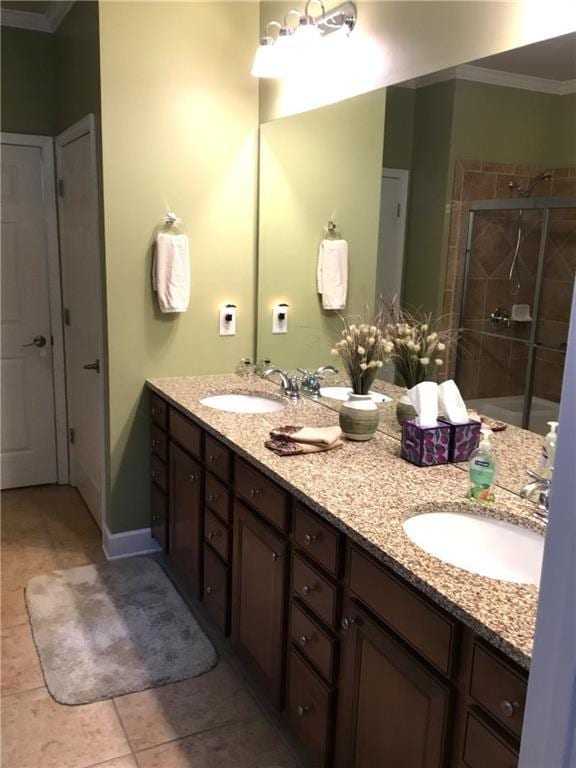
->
272;304;289;334
219;305;237;336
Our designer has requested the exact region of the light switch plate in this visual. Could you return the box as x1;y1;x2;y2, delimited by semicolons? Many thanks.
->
272;305;288;334
219;306;236;336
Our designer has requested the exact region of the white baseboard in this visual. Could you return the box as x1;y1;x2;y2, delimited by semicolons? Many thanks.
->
102;522;162;560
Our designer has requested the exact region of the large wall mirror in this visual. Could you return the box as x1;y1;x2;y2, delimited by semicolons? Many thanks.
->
256;32;576;437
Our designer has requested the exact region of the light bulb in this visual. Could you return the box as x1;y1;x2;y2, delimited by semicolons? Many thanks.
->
251;37;276;78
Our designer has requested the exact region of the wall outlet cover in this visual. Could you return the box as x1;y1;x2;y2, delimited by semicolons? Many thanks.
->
219;305;236;336
272;304;288;334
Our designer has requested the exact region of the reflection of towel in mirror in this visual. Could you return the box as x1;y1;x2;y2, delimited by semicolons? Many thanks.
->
265;424;344;456
153;233;190;313
317;239;348;310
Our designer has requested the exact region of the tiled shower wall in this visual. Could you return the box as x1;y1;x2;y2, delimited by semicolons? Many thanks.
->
443;161;575;404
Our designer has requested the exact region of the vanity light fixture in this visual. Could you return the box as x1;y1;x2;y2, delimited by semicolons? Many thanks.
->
251;0;357;79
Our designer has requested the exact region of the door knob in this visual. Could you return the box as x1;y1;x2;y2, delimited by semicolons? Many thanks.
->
22;335;47;348
83;359;100;373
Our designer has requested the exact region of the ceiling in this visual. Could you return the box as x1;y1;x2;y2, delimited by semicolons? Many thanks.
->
473;32;576;82
0;0;74;32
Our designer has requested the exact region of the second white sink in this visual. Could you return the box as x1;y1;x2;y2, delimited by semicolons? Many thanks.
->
403;511;544;585
200;394;285;414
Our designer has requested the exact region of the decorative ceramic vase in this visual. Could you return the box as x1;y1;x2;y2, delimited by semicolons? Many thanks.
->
396;391;417;425
339;393;380;441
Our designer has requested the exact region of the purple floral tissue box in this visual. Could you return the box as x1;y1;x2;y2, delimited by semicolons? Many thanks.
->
439;418;482;463
400;419;451;467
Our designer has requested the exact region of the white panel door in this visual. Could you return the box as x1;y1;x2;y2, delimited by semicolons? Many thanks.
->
1;144;58;488
57;121;102;526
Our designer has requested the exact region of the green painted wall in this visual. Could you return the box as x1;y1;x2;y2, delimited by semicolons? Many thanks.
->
55;0;101;133
0;27;57;134
99;1;259;533
257;90;386;370
382;87;415;171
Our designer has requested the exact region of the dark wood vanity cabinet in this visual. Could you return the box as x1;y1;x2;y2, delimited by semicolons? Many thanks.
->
148;390;528;768
336;600;451;768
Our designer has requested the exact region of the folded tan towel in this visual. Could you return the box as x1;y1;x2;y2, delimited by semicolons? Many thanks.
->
268;425;343;446
265;437;344;456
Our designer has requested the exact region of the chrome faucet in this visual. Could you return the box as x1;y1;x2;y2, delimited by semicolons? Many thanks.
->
298;365;338;399
263;368;301;401
520;470;551;524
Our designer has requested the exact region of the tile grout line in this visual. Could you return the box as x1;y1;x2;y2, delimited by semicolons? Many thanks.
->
0;684;46;700
111;697;139;763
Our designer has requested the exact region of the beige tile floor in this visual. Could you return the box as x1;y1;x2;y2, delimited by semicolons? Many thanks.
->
1;485;298;768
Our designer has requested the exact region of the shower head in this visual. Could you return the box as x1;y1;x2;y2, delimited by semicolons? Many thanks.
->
508;170;553;198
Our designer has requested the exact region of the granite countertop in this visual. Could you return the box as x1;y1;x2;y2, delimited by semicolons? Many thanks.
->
310;375;543;498
147;374;544;669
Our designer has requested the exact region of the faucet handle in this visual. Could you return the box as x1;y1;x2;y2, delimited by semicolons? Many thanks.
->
527;470;550;486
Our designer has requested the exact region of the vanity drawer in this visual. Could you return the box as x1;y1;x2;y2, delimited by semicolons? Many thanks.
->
204;435;232;483
204;508;230;564
205;473;230;524
151;482;168;551
290;600;336;682
292;553;337;629
151;424;168;463
294;504;341;577
462;711;518;768
150;393;167;431
349;546;456;676
169;409;202;458
203;545;229;635
469;643;526;738
236;459;288;532
151;454;167;493
287;648;333;768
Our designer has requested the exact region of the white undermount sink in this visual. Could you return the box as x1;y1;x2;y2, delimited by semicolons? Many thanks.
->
402;511;544;586
200;393;285;414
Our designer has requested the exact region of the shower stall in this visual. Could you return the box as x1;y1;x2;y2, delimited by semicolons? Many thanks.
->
455;196;576;434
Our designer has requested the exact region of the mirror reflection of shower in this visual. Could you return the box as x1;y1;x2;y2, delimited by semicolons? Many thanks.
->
507;171;552;297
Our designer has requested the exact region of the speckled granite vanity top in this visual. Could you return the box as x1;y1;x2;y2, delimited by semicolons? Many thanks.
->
147;374;543;669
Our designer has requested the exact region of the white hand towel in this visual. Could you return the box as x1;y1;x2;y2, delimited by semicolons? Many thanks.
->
317;239;348;310
153;232;190;313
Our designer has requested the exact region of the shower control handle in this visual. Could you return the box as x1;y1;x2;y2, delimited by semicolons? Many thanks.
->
489;307;511;330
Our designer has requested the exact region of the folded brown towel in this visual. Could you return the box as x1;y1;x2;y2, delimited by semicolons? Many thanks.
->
269;425;343;446
265;437;344;456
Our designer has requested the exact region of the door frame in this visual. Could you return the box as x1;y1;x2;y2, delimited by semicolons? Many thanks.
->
55;114;108;530
377;167;410;301
1;132;69;483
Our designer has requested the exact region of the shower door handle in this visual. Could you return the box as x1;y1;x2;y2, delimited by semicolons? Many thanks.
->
489;308;510;330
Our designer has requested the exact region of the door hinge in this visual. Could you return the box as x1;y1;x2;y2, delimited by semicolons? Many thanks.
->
58;178;64;197
64;308;71;326
69;427;75;445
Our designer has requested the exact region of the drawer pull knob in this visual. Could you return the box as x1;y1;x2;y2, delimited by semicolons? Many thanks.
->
205;586;215;595
298;634;312;647
189;474;197;483
208;531;216;541
303;533;318;545
208;454;216;463
207;493;219;502
250;488;262;497
151;470;159;480
500;700;520;718
151;407;157;416
152;514;159;522
152;439;159;448
302;584;316;596
271;551;283;561
341;616;356;631
296;705;310;717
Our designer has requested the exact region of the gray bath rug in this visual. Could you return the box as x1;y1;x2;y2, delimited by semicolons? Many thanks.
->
26;557;217;705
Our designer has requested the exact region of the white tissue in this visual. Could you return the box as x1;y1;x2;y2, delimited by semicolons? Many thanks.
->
511;304;532;322
438;379;468;424
407;382;438;427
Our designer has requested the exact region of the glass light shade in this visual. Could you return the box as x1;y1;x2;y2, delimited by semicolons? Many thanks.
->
292;21;322;51
251;38;277;78
272;32;296;78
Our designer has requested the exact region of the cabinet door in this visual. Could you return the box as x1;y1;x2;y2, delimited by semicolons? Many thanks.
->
169;441;203;597
232;500;287;708
336;602;450;768
151;482;168;551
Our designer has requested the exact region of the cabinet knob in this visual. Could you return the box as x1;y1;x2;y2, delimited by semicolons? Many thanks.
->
151;407;157;416
298;634;312;647
152;438;159;448
341;616;356;631
302;584;316;596
500;700;520;718
296;705;310;717
250;488;261;498
151;514;159;523
208;531;216;541
205;586;215;595
208;454;216;463
207;493;219;502
303;533;317;545
189;474;197;483
271;551;283;561
151;470;159;480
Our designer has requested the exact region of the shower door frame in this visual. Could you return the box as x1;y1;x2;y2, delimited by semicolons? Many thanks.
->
457;196;576;430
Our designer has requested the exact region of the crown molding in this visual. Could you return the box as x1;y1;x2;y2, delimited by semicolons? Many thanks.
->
1;1;74;33
398;64;576;95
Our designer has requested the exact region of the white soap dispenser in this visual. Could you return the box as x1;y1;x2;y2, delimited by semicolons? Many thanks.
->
539;421;558;480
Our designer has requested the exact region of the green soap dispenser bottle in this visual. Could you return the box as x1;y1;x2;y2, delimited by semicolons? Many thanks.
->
467;428;496;503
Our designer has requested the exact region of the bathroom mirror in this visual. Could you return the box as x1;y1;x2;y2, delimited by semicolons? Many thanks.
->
256;32;576;442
